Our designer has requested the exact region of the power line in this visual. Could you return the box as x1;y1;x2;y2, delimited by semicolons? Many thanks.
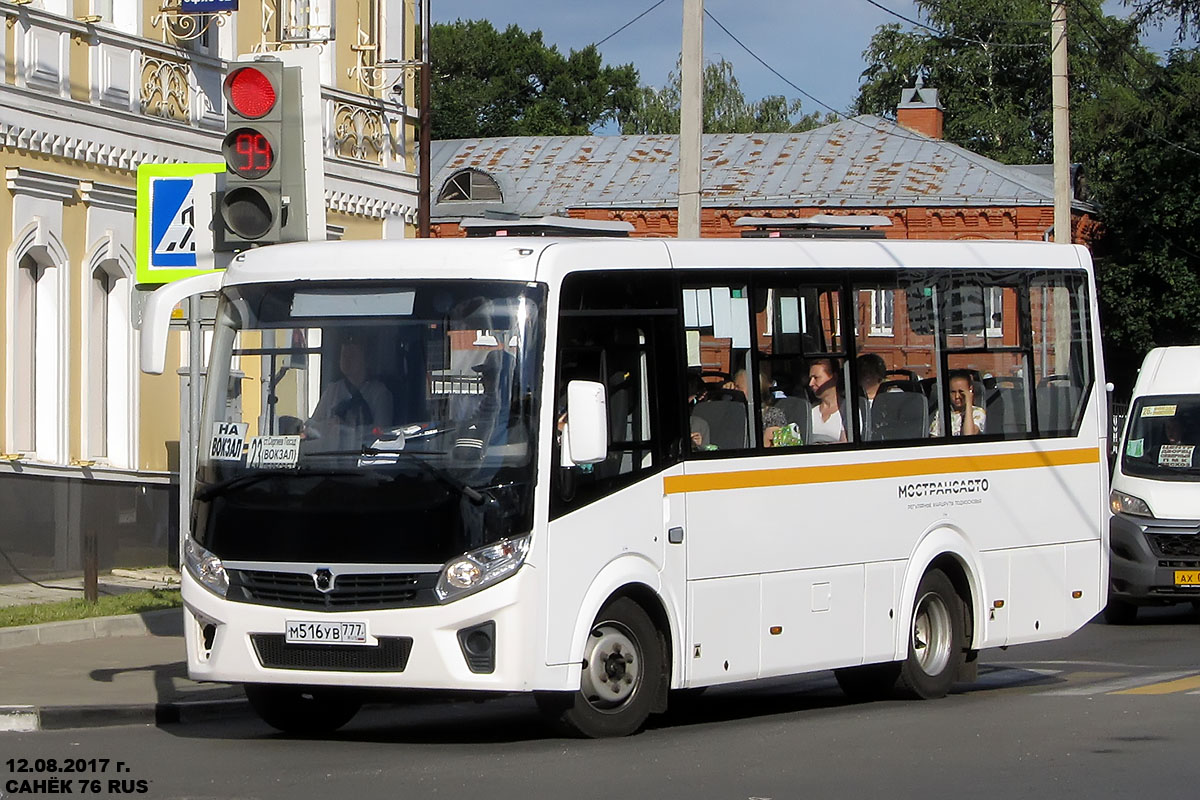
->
594;0;671;48
702;8;1051;172
864;0;1049;48
916;0;1050;28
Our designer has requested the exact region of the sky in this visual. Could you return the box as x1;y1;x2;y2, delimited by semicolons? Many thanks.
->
432;0;1186;128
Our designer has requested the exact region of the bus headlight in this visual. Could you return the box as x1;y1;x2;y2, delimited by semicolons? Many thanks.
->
1110;490;1153;518
184;537;229;597
436;534;531;603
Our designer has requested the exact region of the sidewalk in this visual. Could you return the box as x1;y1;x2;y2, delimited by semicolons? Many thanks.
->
0;570;249;732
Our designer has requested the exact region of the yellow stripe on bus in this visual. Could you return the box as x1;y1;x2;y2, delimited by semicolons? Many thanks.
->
662;447;1100;495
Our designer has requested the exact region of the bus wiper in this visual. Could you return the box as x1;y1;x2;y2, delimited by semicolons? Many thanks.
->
374;448;489;505
195;468;388;502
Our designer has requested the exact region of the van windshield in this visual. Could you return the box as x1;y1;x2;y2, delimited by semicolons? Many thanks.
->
1121;395;1200;481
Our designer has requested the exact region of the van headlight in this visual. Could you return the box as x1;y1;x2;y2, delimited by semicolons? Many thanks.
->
184;537;229;597
436;534;530;603
1110;490;1153;518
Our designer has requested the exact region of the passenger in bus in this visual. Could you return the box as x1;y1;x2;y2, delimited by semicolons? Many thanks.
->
807;357;847;444
733;365;799;447
856;353;887;439
930;370;986;436
307;336;393;450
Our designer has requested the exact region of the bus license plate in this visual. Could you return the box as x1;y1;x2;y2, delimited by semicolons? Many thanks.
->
1174;570;1200;587
285;620;369;645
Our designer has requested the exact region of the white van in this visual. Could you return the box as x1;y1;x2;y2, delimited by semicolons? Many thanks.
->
1107;345;1200;623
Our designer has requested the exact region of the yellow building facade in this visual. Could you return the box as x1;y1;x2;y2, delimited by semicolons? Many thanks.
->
1;0;418;577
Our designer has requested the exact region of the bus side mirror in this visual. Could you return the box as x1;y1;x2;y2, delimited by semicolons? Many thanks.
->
138;272;224;374
563;380;608;465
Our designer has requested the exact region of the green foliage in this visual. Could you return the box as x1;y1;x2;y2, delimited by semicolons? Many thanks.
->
856;0;1135;163
1085;49;1200;388
1124;0;1200;42
619;57;836;134
429;20;639;139
0;588;182;628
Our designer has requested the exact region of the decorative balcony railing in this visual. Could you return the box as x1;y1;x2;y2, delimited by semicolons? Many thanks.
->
1;3;414;169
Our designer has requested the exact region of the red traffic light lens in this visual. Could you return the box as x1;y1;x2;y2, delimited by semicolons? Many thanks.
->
226;67;277;119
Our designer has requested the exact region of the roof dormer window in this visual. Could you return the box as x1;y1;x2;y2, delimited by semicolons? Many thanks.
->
438;169;502;203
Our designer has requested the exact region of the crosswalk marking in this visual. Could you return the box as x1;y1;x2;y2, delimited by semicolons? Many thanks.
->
1042;670;1200;696
1111;673;1200;695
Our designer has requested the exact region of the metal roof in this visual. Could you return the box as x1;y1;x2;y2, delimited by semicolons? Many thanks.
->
430;116;1093;220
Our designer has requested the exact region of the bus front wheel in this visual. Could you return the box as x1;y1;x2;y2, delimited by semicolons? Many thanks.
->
897;569;964;699
536;597;664;738
244;683;362;735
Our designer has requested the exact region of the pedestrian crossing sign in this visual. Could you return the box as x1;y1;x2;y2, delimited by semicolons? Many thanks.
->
136;162;225;284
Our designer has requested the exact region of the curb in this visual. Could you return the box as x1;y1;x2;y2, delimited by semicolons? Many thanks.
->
0;608;183;651
1;698;252;732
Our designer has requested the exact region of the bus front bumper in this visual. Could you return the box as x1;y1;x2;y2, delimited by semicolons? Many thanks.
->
180;566;541;692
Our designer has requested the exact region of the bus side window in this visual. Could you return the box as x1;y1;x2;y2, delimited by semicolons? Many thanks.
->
1031;272;1092;437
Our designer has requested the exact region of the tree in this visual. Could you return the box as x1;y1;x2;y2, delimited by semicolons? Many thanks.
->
1083;49;1200;388
856;0;1141;164
429;20;639;139
619;57;836;135
1123;0;1200;41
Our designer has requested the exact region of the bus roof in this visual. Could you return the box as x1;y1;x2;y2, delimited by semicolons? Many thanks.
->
218;237;1092;288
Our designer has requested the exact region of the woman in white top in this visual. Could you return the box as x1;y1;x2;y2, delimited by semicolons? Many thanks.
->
807;357;847;444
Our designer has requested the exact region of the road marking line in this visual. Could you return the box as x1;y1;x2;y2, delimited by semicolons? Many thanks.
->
1044;670;1199;696
1112;673;1200;695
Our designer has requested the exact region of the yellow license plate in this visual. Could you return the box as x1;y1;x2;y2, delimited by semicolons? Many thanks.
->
1174;570;1200;586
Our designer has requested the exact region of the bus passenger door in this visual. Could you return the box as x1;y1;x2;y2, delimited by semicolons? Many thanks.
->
544;271;688;679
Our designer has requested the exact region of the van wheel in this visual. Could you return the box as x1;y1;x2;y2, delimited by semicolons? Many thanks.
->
536;597;663;738
1103;598;1138;625
244;684;361;735
896;569;964;699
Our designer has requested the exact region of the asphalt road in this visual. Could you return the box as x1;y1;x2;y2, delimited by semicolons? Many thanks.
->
5;605;1199;800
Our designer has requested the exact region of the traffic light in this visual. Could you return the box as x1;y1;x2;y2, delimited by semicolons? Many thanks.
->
217;59;288;249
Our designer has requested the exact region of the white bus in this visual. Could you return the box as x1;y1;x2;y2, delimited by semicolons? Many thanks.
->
141;237;1109;737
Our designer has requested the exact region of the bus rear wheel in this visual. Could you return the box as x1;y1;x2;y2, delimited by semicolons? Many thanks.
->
244;683;362;735
536;597;663;738
896;569;964;699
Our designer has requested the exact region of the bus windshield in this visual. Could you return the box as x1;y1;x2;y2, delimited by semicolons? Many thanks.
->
1121;395;1200;481
193;279;546;565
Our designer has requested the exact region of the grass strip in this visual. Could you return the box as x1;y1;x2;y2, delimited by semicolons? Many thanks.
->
0;588;182;628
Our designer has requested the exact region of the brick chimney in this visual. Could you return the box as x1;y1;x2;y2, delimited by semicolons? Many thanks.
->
897;80;944;140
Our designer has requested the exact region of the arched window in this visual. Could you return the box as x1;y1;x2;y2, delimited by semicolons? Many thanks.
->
88;267;113;459
437;169;502;203
12;256;40;453
85;253;134;467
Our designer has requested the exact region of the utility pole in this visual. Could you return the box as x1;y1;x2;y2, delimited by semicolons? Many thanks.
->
1051;0;1071;244
419;0;431;237
678;0;703;238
